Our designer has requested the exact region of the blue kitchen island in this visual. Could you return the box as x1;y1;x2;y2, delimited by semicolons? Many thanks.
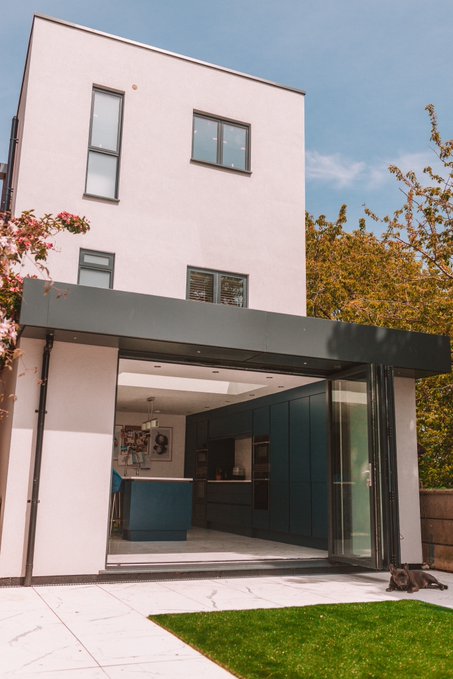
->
122;477;193;541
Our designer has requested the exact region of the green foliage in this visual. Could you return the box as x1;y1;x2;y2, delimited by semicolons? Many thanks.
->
151;601;453;678
306;106;452;488
417;374;453;488
306;208;437;330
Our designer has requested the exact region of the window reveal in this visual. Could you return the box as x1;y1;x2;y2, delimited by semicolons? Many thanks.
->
187;267;247;307
85;88;123;199
192;113;250;172
78;249;115;289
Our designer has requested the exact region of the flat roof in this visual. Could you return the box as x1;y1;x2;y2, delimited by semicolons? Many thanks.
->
19;279;451;379
32;14;306;96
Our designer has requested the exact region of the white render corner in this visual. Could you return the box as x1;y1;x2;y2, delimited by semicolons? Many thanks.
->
394;377;423;564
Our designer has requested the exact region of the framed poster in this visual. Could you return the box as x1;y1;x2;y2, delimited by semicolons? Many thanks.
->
149;428;172;461
118;426;149;466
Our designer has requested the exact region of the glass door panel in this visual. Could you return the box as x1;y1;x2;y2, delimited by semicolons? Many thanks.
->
330;369;378;567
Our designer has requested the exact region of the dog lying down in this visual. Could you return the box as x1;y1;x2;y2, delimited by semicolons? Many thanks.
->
387;564;448;593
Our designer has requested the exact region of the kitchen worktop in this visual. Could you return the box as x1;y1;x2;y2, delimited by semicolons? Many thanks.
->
122;476;193;482
207;479;251;483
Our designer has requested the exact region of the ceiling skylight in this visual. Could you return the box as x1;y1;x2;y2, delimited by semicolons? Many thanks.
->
118;372;263;395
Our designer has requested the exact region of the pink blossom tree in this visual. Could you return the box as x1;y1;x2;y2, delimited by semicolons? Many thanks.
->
0;210;90;414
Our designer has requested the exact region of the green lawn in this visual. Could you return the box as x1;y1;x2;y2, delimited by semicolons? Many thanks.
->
150;600;453;678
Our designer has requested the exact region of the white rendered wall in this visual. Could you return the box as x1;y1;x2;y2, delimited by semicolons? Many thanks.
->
0;338;119;579
0;358;19;534
394;377;423;564
14;16;306;316
115;411;186;478
0;339;43;578
30;341;118;576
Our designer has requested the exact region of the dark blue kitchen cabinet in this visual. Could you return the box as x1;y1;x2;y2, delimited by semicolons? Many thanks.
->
270;402;289;533
310;392;328;540
187;383;329;548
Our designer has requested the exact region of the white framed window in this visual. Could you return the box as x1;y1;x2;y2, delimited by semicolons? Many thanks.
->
78;249;115;289
85;88;123;200
192;113;250;172
187;267;248;307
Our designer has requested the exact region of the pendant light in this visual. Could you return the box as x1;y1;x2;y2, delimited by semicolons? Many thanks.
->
141;396;159;431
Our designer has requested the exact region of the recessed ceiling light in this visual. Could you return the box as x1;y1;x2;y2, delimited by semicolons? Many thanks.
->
196;350;201;354
303;362;308;365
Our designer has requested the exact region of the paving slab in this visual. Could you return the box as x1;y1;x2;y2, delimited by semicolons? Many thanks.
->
1;569;451;677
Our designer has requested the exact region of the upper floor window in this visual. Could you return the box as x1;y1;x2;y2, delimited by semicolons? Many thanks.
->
78;249;115;289
187;267;248;307
192;113;250;172
85;88;123;200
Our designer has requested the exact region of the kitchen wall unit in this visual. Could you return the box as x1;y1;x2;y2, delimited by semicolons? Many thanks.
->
185;381;328;548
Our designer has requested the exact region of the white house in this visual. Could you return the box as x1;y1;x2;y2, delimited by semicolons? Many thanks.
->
0;15;450;585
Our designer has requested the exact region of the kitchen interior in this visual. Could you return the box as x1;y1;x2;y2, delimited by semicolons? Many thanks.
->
108;357;327;567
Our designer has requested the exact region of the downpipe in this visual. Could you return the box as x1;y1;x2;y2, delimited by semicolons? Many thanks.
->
24;332;54;586
2;116;19;213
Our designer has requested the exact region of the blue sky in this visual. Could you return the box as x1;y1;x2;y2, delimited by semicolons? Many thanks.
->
1;0;452;228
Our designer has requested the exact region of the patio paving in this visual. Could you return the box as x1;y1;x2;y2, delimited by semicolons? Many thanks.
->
1;569;452;677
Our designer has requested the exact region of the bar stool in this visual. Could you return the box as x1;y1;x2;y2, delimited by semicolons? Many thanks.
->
110;468;123;535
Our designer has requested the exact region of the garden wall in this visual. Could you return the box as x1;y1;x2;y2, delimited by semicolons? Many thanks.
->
420;490;453;572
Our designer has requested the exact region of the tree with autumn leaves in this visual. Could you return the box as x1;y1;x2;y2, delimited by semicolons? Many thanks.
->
307;105;452;488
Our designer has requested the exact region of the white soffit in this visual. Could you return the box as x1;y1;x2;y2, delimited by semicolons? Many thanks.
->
118;372;263;395
116;358;322;414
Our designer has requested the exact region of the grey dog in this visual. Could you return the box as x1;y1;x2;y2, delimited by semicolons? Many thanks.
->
387;563;448;593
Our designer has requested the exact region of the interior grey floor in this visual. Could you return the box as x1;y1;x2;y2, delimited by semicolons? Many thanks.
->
107;527;328;564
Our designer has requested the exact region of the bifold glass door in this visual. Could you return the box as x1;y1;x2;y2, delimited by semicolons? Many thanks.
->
329;367;382;568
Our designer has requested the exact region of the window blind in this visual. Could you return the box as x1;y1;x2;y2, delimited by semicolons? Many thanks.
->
220;275;245;307
188;270;214;302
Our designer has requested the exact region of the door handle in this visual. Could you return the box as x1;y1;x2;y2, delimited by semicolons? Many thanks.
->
363;463;372;487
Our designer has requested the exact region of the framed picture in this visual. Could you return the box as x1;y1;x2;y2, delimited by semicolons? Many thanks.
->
149;428;172;461
118;426;150;467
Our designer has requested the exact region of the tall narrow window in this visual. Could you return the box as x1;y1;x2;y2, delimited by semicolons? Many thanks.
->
78;249;115;289
187;267;247;307
85;88;123;199
192;113;250;172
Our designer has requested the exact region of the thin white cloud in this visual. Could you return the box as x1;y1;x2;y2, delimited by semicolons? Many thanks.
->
306;150;366;188
367;152;440;188
307;149;447;191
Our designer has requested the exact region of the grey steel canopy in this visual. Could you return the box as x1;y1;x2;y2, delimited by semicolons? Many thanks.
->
19;279;451;378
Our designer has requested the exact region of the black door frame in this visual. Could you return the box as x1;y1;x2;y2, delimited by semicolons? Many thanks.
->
327;364;400;570
374;365;400;567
